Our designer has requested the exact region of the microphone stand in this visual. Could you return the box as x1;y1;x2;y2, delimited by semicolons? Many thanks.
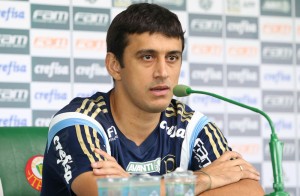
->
183;87;289;196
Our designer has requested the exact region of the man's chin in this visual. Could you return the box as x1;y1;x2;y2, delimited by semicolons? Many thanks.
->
146;97;172;113
147;103;170;113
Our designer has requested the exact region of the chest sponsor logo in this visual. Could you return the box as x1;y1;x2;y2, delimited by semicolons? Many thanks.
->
160;120;185;138
126;158;161;174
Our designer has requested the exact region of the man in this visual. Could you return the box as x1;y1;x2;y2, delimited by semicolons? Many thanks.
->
41;3;264;195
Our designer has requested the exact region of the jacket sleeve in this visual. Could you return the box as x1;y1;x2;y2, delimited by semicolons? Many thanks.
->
190;122;232;170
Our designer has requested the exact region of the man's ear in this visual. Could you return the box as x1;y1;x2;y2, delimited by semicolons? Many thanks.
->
105;52;122;80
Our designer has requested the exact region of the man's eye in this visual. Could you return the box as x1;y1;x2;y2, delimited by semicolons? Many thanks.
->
143;55;152;60
168;55;178;61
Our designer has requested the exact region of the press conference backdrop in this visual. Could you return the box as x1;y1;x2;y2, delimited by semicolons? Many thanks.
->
0;0;299;194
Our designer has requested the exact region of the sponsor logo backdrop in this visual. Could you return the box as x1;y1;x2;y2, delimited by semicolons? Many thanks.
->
0;0;299;193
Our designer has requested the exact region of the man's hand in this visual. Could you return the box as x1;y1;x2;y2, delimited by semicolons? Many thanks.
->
72;149;130;196
195;151;261;194
91;148;130;177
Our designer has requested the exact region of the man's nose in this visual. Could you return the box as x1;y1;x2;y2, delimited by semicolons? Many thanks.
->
153;57;169;78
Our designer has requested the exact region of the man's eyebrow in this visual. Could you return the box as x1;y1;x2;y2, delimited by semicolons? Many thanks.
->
135;49;156;55
135;50;182;55
167;50;182;55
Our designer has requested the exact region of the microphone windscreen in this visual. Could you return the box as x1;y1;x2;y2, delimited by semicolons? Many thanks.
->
173;85;190;97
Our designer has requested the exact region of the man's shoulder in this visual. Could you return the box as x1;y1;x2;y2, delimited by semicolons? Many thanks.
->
164;99;195;123
167;99;194;113
55;91;109;116
47;91;111;146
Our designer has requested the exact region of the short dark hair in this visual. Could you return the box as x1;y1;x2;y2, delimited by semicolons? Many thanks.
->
106;3;185;67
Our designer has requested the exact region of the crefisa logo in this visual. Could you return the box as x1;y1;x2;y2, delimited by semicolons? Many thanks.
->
25;155;43;191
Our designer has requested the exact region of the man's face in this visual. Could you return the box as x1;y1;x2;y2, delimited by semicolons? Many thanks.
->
115;32;183;113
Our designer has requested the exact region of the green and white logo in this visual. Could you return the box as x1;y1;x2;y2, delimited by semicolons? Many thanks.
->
126;158;161;174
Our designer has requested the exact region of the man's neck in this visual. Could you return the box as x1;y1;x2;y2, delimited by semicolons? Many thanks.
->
109;90;161;146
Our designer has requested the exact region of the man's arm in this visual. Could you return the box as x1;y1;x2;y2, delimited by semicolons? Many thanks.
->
71;148;130;195
71;171;98;196
193;151;263;195
90;150;264;196
200;179;264;196
160;177;264;196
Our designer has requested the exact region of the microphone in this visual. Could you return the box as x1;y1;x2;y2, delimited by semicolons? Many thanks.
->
173;84;288;196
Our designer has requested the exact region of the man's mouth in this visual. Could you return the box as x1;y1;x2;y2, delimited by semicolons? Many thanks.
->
150;85;169;91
